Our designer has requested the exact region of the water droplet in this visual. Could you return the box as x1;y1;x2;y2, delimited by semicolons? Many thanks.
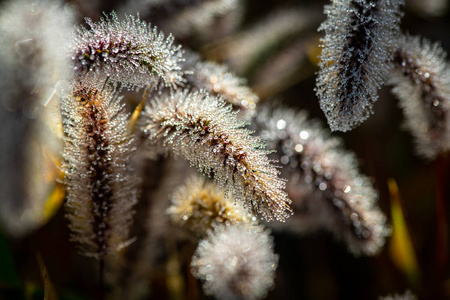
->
276;119;286;130
304;175;312;184
319;182;327;191
299;130;309;140
228;256;238;267
280;156;289;165
210;75;218;83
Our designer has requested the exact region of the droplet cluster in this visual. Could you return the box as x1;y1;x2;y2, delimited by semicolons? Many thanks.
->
390;34;450;159
72;12;185;89
143;90;292;222
191;223;278;300
252;106;389;255
61;78;137;258
316;0;404;131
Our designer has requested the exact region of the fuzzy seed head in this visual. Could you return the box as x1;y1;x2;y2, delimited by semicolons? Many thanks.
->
217;8;320;74
390;34;450;159
253;106;389;255
0;0;74;236
316;0;404;131
182;51;259;119
143;90;292;222
191;223;278;300
72;12;186;90
0;0;74;112
61;78;137;258
162;0;238;38
168;175;257;237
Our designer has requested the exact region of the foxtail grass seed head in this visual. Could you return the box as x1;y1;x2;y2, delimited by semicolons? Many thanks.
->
191;223;278;300
253;106;389;256
215;8;320;74
143;90;292;222
0;0;74;236
61;78;137;258
390;34;450;159
316;0;404;132
168;175;257;237
72;12;186;90
182;51;259;119
0;0;74;113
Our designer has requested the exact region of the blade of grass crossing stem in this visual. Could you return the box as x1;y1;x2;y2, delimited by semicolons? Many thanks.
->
388;178;420;286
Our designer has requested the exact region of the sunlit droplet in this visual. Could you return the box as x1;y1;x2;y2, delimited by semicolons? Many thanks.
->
299;130;309;139
276;119;286;130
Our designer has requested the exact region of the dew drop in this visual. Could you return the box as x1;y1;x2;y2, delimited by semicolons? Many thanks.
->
319;182;327;191
276;119;286;130
344;185;351;193
304;175;312;184
299;130;309;140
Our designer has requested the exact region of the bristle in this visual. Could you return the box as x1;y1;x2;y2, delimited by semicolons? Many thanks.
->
143;90;292;222
316;0;404;131
191;223;278;300
61;78;137;258
252;106;389;256
390;34;450;159
71;12;185;90
167;175;257;237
